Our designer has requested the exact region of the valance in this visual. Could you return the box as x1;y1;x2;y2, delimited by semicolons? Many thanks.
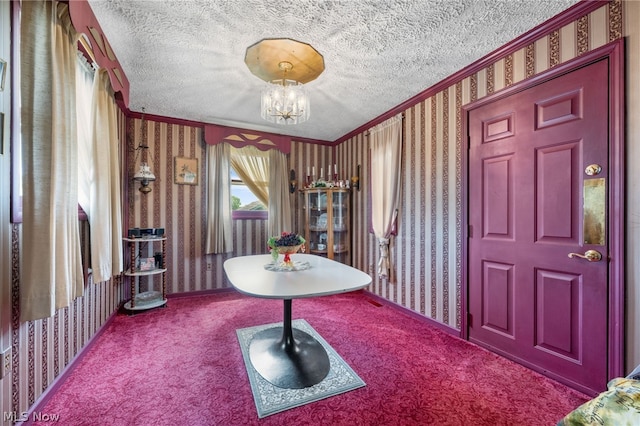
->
204;124;291;154
68;0;130;106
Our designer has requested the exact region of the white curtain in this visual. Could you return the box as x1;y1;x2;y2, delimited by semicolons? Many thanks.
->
268;149;293;237
370;114;403;280
205;143;233;253
229;145;269;206
80;68;123;283
20;1;84;320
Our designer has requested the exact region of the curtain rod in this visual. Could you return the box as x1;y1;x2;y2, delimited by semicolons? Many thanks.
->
364;113;405;136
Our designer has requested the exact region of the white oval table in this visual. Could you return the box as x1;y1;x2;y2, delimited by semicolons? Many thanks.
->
223;253;372;389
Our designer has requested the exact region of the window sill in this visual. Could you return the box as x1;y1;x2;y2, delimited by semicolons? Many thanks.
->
232;210;268;220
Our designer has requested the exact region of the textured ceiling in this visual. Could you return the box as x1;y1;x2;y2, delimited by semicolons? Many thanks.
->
87;0;579;142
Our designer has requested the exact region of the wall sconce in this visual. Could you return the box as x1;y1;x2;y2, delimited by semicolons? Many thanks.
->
133;163;156;194
289;169;297;193
351;164;360;191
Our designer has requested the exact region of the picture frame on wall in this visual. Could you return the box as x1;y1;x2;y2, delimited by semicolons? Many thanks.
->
0;58;6;91
174;156;198;185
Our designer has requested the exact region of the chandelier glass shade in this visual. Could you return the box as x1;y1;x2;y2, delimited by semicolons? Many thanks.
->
133;163;156;182
261;78;310;125
133;162;156;193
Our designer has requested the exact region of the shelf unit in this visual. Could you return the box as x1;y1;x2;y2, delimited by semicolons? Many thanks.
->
123;236;167;311
301;187;350;265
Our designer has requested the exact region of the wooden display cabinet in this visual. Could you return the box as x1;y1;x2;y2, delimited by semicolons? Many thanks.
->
301;188;350;265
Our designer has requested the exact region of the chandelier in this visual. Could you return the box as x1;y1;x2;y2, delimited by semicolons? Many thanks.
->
245;38;324;125
261;61;309;124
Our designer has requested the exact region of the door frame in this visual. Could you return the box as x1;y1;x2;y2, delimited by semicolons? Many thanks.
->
460;39;625;384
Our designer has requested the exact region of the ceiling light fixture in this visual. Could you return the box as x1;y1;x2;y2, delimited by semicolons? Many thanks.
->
245;38;324;125
261;61;309;124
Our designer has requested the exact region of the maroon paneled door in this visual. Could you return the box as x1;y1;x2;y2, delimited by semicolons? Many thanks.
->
468;59;609;394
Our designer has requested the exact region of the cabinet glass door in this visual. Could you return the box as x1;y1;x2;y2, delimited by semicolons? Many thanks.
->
302;188;350;265
331;190;349;263
307;190;328;256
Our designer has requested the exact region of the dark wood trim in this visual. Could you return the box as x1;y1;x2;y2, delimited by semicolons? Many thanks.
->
607;37;625;381
334;0;608;145
128;109;205;129
9;0;19;223
459;95;470;342
166;287;237;299
461;39;626;384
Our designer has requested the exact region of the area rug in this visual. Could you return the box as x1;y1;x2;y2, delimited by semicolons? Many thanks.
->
236;318;366;418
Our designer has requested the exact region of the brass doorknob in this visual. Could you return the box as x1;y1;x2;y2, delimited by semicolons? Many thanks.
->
568;250;602;262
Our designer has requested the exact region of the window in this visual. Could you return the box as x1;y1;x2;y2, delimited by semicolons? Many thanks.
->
230;146;269;220
231;168;266;212
76;46;96;219
204;126;292;240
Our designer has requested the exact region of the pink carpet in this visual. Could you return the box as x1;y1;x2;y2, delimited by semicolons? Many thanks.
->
35;291;588;425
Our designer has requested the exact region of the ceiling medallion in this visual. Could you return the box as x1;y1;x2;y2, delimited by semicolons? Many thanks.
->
245;38;324;125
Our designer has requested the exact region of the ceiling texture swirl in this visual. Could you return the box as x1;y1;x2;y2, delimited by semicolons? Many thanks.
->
87;0;579;142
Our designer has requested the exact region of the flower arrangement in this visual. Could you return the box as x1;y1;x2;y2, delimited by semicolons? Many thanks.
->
267;232;306;263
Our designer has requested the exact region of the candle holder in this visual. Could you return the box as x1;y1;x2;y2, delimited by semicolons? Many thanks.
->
351;164;360;191
289;169;297;193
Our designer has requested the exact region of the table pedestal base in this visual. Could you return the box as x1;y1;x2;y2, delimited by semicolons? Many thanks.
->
248;299;330;389
249;327;330;389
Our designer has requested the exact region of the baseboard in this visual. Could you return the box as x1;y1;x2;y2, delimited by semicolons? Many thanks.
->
361;289;461;337
167;287;237;299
